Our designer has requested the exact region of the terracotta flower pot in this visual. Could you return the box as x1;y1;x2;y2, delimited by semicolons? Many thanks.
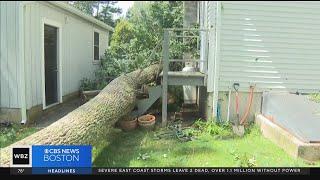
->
138;114;156;130
119;118;138;131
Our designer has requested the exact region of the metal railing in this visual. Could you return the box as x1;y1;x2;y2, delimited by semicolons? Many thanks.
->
161;28;209;126
162;28;209;73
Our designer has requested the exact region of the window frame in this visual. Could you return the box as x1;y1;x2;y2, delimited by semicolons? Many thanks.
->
93;29;100;63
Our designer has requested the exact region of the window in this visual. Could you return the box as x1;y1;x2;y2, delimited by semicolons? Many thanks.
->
94;31;99;61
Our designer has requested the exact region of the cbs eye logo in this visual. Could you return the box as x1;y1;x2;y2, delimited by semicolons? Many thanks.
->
11;146;32;167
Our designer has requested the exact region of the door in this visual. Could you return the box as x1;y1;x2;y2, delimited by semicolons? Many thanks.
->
44;24;58;107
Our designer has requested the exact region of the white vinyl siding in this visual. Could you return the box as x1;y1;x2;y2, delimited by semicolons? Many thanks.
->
206;1;320;93
0;2;20;108
0;1;110;110
23;2;109;108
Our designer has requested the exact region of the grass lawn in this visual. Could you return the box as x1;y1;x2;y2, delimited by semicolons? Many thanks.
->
1;120;319;167
310;93;320;103
0;124;39;148
92;124;320;167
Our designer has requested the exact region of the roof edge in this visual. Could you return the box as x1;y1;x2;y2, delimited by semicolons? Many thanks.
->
48;1;114;32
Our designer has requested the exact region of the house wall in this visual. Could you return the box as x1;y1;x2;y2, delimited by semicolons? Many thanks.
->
0;2;21;109
23;2;109;109
201;1;320;121
206;1;320;93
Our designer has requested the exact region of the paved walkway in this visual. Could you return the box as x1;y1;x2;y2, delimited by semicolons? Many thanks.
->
33;98;82;128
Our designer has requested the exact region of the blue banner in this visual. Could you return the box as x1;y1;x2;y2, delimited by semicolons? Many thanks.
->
32;145;92;168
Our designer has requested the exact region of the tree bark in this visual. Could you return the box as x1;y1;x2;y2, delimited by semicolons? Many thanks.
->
0;64;162;167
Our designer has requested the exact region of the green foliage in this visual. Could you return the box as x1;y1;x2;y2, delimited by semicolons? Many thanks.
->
69;1;121;26
106;1;185;71
126;1;199;71
79;1;199;93
70;1;98;15
193;119;234;139
0;124;38;148
137;152;150;160
167;86;184;112
310;93;320;103
80;78;100;91
96;1;122;27
230;150;257;167
80;2;185;91
80;55;117;91
92;125;316;167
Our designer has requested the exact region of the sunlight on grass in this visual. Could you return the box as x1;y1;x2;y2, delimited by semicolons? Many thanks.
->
0;124;39;148
92;123;320;167
2;121;317;167
310;93;320;103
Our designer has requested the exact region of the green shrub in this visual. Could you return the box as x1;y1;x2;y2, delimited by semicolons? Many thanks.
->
80;78;98;91
192;119;234;139
310;93;320;103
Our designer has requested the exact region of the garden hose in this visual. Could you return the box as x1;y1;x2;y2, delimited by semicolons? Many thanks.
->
232;84;255;126
239;86;255;125
154;122;194;142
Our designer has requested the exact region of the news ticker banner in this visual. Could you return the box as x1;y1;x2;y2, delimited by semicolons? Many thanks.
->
6;167;315;175
6;145;314;175
10;145;92;174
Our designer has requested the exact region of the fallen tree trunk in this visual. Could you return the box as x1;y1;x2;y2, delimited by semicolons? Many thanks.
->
0;64;161;167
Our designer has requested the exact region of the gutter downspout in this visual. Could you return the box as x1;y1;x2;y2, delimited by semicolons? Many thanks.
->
19;1;33;124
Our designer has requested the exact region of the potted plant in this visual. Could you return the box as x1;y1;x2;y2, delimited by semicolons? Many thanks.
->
118;116;138;131
138;114;156;130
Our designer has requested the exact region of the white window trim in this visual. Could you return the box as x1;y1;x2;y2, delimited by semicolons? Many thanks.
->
41;17;63;110
93;28;101;64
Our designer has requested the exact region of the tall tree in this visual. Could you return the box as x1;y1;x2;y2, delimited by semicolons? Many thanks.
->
70;1;99;15
107;1;183;70
96;1;122;26
69;1;122;26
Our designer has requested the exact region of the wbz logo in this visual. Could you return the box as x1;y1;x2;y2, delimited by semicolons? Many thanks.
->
11;146;32;167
